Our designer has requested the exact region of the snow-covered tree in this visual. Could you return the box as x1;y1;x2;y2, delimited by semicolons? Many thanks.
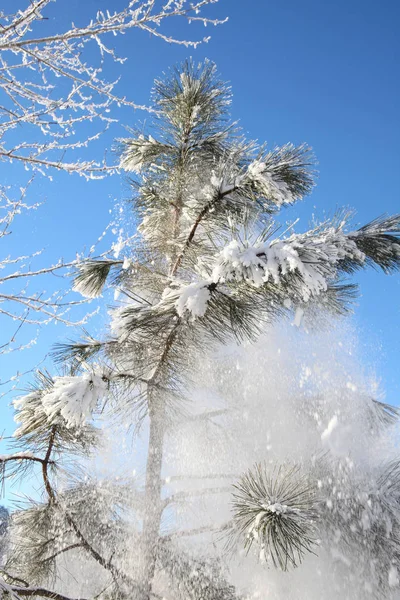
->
1;61;400;600
0;0;226;354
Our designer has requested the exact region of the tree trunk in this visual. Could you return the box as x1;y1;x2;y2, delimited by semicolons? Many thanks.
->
140;393;166;599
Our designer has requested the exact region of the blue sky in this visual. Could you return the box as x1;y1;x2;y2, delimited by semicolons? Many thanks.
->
1;0;399;496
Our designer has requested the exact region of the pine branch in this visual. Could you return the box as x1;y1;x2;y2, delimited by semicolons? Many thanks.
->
51;335;111;368
42;426;56;503
118;136;176;174
0;454;51;466
242;143;316;210
11;370;102;453
4;503;69;584
72;260;123;299
157;542;239;600
40;543;84;565
348;214;400;273
231;463;318;570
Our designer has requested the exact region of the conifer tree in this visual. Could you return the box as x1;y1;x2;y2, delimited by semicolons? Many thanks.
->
1;61;400;600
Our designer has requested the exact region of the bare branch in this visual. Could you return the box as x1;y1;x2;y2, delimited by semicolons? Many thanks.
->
1;580;89;600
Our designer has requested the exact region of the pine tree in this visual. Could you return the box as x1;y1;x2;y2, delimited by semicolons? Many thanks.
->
1;61;400;600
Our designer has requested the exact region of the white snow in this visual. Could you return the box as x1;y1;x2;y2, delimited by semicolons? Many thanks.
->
175;282;211;318
190;103;201;124
41;371;109;428
248;503;289;542
210;172;222;189
110;279;213;334
212;238;329;300
266;502;288;515
247;159;294;205
389;566;399;588
72;281;99;299
321;415;338;441
14;369;110;432
110;305;132;338
120;134;155;173
112;230;125;258
211;228;365;304
164;280;212;319
293;307;304;328
346;381;358;392
122;256;133;269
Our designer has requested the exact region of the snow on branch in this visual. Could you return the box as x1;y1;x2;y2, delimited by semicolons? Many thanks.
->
162;280;214;319
231;463;317;571
155;223;361;321
119;134;176;174
198;143;315;216
0;0;226;179
13;367;112;434
211;225;365;302
243;144;316;208
158;214;400;322
40;372;110;429
103;211;400;341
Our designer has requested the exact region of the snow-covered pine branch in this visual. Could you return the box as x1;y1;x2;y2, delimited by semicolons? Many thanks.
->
13;367;112;435
231;463;317;570
78;211;400;327
68;61;400;401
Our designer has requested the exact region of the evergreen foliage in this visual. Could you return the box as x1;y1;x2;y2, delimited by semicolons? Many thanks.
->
1;60;400;600
232;464;317;571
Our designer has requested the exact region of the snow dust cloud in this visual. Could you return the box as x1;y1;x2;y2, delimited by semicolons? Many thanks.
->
160;319;400;599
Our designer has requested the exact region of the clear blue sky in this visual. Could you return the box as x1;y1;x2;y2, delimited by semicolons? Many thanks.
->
1;0;399;479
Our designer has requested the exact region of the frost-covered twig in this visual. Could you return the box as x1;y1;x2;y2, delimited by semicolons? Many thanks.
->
0;0;226;178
